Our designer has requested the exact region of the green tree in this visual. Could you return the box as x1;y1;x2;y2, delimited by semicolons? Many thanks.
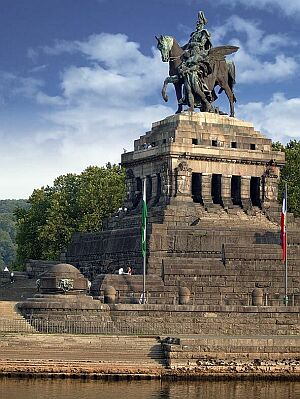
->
78;165;126;232
0;199;29;269
38;174;81;259
279;140;300;217
272;141;284;152
0;230;15;265
15;188;52;264
16;164;126;264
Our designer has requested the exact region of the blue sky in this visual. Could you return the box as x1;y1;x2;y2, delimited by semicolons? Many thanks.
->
1;0;300;199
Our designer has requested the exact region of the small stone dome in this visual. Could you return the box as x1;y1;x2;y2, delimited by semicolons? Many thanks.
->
39;263;88;295
47;263;81;276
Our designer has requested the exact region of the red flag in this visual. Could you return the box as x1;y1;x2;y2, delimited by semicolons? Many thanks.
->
280;190;287;263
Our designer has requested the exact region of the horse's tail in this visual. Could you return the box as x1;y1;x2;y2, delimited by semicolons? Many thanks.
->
227;60;236;86
228;61;236;102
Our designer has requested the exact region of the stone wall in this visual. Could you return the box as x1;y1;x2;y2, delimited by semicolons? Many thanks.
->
108;304;300;336
163;336;300;373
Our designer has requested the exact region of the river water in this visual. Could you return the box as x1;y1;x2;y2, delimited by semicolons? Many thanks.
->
1;378;300;399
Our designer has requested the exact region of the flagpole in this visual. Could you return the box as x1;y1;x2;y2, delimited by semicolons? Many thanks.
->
143;243;146;304
284;182;288;306
142;178;147;304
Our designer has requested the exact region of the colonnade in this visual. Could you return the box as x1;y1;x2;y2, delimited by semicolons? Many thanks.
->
125;169;272;211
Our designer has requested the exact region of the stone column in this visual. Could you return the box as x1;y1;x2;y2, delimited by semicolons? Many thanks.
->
159;162;171;205
124;169;135;210
221;174;232;209
241;176;251;211
201;173;213;209
133;177;143;210
148;174;158;207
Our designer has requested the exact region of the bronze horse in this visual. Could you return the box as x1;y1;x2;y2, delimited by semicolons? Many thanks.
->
156;35;238;117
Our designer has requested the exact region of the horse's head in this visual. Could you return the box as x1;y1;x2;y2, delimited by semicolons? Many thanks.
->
155;35;174;62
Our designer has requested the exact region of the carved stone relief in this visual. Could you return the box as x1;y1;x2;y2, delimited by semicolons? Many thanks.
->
176;161;192;196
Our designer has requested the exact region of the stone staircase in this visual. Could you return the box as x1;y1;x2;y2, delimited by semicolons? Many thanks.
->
0;334;166;373
0;301;36;332
190;208;279;230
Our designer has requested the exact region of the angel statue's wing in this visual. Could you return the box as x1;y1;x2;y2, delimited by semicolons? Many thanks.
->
208;46;239;62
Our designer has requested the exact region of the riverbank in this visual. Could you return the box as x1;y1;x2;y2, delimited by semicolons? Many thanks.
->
0;333;299;380
1;366;300;381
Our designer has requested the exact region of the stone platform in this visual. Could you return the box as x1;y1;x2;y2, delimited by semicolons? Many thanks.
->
64;113;299;308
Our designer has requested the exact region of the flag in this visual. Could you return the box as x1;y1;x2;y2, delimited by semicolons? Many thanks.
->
141;179;148;257
280;189;287;263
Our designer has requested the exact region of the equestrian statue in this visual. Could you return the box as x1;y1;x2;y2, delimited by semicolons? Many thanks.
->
156;11;238;117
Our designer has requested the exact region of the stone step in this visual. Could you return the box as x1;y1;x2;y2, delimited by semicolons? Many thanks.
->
0;334;166;367
0;301;36;332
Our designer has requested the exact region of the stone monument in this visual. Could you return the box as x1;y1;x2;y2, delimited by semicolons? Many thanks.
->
65;111;300;306
63;11;300;307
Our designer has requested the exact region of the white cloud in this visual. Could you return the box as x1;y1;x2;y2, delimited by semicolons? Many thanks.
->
0;34;173;199
36;92;66;106
217;0;300;16
213;16;291;55
237;93;300;142
30;64;48;74
0;72;43;104
27;47;39;62
233;49;298;83
211;15;298;84
0;102;172;199
42;40;77;56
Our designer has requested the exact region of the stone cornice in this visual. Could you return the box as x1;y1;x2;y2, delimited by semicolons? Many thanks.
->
122;151;285;168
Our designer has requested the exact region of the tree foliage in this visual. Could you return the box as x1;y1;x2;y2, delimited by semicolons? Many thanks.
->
278;140;300;217
15;164;126;264
0;199;29;269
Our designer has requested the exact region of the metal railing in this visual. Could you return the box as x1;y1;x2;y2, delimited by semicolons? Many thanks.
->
0;318;190;335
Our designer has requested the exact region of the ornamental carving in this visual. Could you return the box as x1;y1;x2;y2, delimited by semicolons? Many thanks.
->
176;161;192;195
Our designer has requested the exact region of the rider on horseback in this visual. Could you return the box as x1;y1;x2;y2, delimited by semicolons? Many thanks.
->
178;11;214;111
156;9;239;116
186;11;212;55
